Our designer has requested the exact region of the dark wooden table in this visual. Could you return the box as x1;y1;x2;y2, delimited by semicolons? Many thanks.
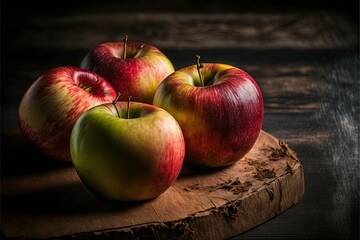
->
1;1;359;239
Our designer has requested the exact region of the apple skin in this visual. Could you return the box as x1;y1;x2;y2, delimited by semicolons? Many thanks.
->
153;63;264;167
70;102;185;202
80;41;175;104
18;66;117;162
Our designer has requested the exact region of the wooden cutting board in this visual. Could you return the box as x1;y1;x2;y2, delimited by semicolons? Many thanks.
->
1;130;304;239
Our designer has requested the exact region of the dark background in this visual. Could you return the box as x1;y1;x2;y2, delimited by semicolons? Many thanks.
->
1;0;359;239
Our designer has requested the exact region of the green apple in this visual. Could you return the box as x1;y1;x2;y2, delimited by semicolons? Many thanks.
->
70;99;185;201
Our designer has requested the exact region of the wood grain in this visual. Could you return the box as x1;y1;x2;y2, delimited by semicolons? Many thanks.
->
1;2;358;239
1;130;304;239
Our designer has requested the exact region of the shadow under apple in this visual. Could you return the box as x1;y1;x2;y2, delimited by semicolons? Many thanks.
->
1;130;72;179
1;180;144;216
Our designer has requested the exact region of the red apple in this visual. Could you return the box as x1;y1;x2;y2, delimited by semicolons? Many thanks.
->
70;98;185;201
80;36;175;104
18;66;117;162
153;57;264;167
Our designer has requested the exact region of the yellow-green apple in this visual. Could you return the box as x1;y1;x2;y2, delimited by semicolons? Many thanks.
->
70;98;185;201
80;36;175;104
153;57;264;167
18;66;117;162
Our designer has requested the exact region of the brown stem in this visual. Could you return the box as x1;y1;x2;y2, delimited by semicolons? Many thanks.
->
127;96;132;119
195;55;204;86
112;92;121;118
123;35;128;59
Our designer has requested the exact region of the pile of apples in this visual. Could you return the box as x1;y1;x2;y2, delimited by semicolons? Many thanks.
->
18;37;264;202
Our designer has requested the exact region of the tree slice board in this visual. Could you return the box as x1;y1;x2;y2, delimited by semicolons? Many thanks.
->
1;130;304;239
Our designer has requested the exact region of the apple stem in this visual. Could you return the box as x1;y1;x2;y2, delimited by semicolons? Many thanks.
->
127;96;132;119
123;35;128;59
195;55;204;86
112;92;121;118
82;76;99;91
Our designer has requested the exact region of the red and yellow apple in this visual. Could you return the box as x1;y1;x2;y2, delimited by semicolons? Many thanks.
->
18;66;117;162
80;37;175;104
153;60;264;167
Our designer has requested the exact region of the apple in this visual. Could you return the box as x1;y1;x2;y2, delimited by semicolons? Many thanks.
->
18;66;117;162
80;36;175;104
153;56;264;167
70;97;185;201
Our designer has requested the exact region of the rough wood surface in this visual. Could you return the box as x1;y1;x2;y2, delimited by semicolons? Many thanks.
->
1;3;358;238
1;130;304;239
